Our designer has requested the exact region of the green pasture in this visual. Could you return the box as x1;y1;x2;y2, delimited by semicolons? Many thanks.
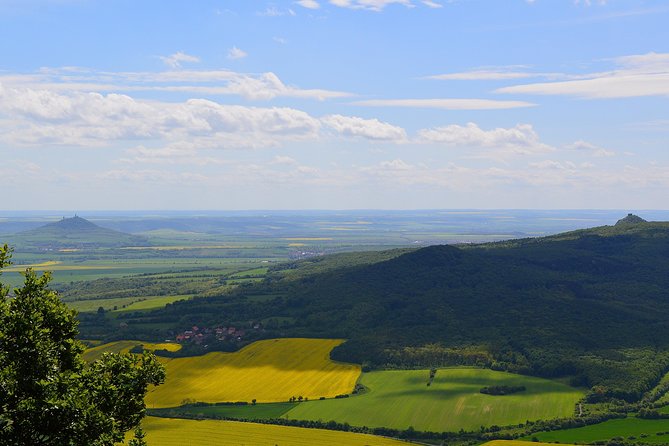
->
114;295;192;312
284;368;583;432
523;417;669;443
66;296;144;312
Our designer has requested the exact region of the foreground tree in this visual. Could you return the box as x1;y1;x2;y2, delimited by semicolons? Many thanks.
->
0;245;165;446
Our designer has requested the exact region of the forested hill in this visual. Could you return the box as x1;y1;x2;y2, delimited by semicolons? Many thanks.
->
107;217;669;399
10;216;149;249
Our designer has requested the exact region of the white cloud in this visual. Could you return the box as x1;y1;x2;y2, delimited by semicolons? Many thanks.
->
0;83;322;148
426;68;565;81
258;6;296;16
574;0;608;6
417;122;554;159
497;52;669;99
159;51;200;69
227;46;248;60
270;155;299;165
329;0;413;12
566;140;615;157
296;0;320;9
0;68;352;101
353;98;535;110
321;114;407;141
102;169;208;183
422;0;442;8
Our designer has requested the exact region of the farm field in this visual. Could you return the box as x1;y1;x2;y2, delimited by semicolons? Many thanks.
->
146;338;361;408
83;340;182;362
113;294;193;312
284;368;584;432
483;441;576;446
523;417;669;443
138;416;411;446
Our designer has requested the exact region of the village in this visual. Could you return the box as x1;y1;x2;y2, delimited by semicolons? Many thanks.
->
174;323;263;345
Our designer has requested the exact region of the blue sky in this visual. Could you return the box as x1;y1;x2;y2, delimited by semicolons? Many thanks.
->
0;0;667;210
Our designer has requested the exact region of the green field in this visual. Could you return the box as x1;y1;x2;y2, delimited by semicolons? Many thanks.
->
114;295;192;312
524;417;669;443
83;340;181;362
284;368;583;432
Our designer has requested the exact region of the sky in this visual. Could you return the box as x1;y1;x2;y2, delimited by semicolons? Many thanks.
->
0;0;667;210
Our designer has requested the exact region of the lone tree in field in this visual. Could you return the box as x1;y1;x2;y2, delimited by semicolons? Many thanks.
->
0;244;166;446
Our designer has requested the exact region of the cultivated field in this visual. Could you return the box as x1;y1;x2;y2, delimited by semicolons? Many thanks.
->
524;417;669;443
146;338;361;408
483;441;576;446
284;368;583;432
138;416;410;446
83;340;181;362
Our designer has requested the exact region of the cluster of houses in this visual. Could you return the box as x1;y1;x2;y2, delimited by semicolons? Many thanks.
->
174;324;261;344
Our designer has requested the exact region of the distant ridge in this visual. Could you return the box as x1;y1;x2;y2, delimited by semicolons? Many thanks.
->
12;216;149;249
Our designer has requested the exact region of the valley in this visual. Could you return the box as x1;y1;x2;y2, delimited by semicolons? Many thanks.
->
4;211;669;445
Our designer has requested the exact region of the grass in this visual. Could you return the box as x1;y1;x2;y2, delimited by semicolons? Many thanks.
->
113;295;192;312
83;340;182;362
523;417;669;443
483;442;576;446
66;296;143;312
136;416;410;446
284;368;583;432
146;338;361;408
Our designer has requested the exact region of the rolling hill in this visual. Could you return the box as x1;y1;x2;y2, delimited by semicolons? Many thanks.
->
9;216;149;249
89;216;669;400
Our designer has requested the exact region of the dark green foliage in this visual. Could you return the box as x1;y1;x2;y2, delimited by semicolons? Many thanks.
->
0;246;165;446
91;222;669;401
480;385;526;396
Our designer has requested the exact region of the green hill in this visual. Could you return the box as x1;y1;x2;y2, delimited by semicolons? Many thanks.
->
88;217;669;400
10;216;149;249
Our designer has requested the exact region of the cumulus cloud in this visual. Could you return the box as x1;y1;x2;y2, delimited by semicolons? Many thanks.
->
321;114;407;141
296;0;320;9
159;51;200;68
0;83;321;148
417;122;554;160
566;140;615;157
497;52;669;99
353;98;535;110
227;46;248;60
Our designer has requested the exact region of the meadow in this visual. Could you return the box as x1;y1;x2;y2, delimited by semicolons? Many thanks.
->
138;416;411;446
523;417;669;443
284;368;583;432
483;441;575;446
145;338;361;408
83;340;182;362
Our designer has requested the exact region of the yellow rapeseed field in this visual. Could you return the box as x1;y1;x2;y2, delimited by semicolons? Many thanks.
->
83;340;182;362
137;416;408;446
146;338;360;408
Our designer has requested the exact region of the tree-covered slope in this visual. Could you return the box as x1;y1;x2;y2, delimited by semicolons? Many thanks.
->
95;218;669;399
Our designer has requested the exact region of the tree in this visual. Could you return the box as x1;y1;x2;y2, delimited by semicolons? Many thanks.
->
0;244;166;446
